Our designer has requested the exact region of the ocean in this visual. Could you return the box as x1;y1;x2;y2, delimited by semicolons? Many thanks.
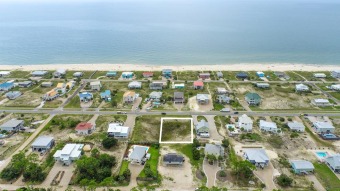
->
0;0;340;65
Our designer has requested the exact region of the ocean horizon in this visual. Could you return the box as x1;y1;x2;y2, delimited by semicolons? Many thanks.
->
1;0;340;66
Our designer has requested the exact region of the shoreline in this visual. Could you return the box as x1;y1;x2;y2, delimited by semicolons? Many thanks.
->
0;63;340;72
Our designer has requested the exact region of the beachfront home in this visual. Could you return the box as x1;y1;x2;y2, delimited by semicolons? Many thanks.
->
0;119;24;132
53;69;66;78
5;91;22;100
216;71;223;78
128;81;142;89
199;73;210;80
73;72;83;77
274;71;290;80
123;91;138;103
0;82;14;91
236;72;248;80
216;87;228;95
204;144;224;157
287;121;305;132
245;92;261;106
313;73;326;78
31;136;55;152
238;114;253;131
0;71;10;77
43;89;58;101
31;71;48;77
174;92;184;104
256;83;270;89
329;84;340;91
295;83;309;92
18;81;33;88
142;72;153;78
162;69;172;78
122;72;134;79
331;70;340;78
149;91;162;101
128;145;150;164
90;81;101;91
325;154;340;173
290;160;314;174
312;99;331;107
53;143;84;165
216;94;231;104
41;82;53;87
243;149;269;168
313;121;335;133
149;81;165;90
173;83;185;89
256;71;265;78
75;122;95;135
100;90;111;102
107;123;129;138
195;119;209;138
163;153;185;166
79;92;93;102
193;81;204;90
259;120;278;133
196;94;209;104
106;71;117;77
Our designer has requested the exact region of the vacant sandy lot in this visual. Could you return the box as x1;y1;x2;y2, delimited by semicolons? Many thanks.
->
189;96;213;111
160;118;192;142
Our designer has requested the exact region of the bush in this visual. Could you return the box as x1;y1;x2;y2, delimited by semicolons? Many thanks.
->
276;174;293;187
102;137;118;149
219;171;226;177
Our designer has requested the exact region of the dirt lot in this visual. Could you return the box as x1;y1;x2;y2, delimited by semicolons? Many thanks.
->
131;115;161;142
160;118;192;142
188;96;213;111
4;91;42;107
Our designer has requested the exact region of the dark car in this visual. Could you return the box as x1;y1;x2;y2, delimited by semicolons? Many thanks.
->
234;111;239;114
161;112;166;115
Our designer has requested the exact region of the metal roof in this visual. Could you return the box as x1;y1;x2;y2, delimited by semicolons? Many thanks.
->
32;136;54;147
0;119;24;128
244;149;269;163
290;160;314;170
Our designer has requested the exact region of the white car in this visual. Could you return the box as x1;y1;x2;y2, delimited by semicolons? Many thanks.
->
220;108;230;112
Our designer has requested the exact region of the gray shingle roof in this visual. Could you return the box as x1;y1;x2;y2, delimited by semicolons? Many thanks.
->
204;144;224;157
163;153;184;163
32;136;54;147
244;149;269;163
325;154;340;169
0;119;24;128
290;160;314;170
130;146;148;161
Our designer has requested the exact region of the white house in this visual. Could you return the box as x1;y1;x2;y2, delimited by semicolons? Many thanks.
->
256;83;270;88
287;121;305;132
216;87;228;94
90;81;102;91
54;69;66;78
325;154;340;173
313;73;326;78
0;71;11;77
331;70;340;78
295;84;309;92
259;120;278;133
312;99;331;107
313;121;335;133
329;84;340;91
53;144;84;165
75;122;95;135
128;81;142;89
107;123;129;138
238;114;253;131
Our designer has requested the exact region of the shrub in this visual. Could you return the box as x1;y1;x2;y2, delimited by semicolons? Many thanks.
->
276;174;293;187
102;137;118;149
219;171;226;177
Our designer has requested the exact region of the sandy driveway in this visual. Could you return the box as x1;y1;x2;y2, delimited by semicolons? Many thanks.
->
306;174;326;191
205;115;223;141
254;162;277;191
128;163;144;188
203;159;220;187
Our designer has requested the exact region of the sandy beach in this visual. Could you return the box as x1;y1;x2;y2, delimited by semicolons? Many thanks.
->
0;63;339;72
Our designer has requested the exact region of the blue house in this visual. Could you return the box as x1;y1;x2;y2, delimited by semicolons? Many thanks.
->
100;90;111;102
79;92;93;102
122;72;134;79
0;82;14;91
106;71;117;77
236;72;248;79
243;149;269;168
162;69;172;78
256;72;265;78
290;160;314;174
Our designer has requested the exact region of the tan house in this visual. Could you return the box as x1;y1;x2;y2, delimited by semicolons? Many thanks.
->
123;91;138;104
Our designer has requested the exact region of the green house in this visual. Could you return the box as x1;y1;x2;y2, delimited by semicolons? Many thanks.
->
245;92;261;106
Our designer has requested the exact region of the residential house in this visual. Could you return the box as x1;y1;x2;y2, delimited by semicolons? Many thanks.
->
143;72;153;78
149;81;165;90
256;83;270;89
53;143;84;165
193;81;204;90
163;153;184;165
43;89;58;101
216;71;223;79
325;154;340;173
41;82;53;87
287;121;305;132
313;121;335;133
236;72;248;79
256;71;265;77
73;72;83;77
75;122;95;135
204;144;224;157
226;124;241;136
238;114;253;131
162;69;172;78
174;92;184;104
31;71;48;77
100;90;111;102
331;70;340;78
128;145;150;164
173;83;185;89
107;123;129;138
245;92;261;106
0;71;10;77
312;99;331;107
106;71;117;77
128;81;142;89
123;91;138;103
199;73;210;80
18;81;33;88
0;119;24;132
259;120;278;133
295;83;309;92
196;94;209;104
55;83;66;94
216;94;231;104
274;71;290;80
79;92;93;102
195;119;209;137
329;84;340;91
66;81;75;90
313;73;326;78
216;87;228;95
243;149;269;168
54;69;66;78
90;81;102;91
290;160;314;174
0;82;14;91
5;91;21;100
149;91;162;101
31;136;55;152
122;72;134;79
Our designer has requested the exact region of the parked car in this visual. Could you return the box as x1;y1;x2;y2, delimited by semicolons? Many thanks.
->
220;108;230;112
234;111;239;114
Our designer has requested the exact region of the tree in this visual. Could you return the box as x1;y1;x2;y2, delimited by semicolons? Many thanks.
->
206;154;217;164
192;149;200;160
222;138;229;148
111;99;117;107
102;137;118;149
98;154;116;168
232;160;255;180
91;148;100;158
23;162;45;182
276;174;293;187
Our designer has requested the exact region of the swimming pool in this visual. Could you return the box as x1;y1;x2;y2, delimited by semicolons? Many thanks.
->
316;151;328;158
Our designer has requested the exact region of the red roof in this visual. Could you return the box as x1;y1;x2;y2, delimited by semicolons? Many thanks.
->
75;122;93;130
193;81;204;86
143;72;153;75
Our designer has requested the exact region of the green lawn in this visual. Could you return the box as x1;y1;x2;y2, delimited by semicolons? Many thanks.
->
7;70;31;78
118;160;130;175
95;115;127;131
197;116;207;122
170;144;203;168
64;96;80;108
314;163;340;190
138;146;160;177
329;92;340;100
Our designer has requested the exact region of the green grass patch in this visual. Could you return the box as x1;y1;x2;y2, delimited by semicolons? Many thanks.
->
160;118;191;142
64;96;80;108
95;115;127;131
314;163;340;190
197;116;207;122
118;160;130;175
170;144;203;168
7;70;31;78
138;146;160;177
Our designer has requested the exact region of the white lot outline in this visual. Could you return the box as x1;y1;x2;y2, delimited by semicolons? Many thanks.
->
159;117;194;144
